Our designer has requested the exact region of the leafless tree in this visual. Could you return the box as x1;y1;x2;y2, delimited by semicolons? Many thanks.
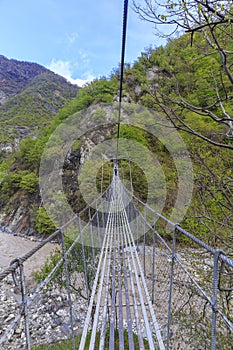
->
133;0;233;149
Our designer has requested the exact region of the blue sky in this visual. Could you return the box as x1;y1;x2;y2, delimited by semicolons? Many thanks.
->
0;0;166;86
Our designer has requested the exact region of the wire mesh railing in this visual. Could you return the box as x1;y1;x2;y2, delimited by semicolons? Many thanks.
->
130;192;233;350
0;176;232;349
0;207;100;350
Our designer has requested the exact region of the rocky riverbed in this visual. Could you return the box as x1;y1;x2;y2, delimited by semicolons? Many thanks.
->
0;232;88;349
0;272;88;349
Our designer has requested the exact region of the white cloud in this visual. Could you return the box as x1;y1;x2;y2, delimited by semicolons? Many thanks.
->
78;49;89;64
68;73;95;87
47;59;95;87
48;59;71;78
66;32;79;45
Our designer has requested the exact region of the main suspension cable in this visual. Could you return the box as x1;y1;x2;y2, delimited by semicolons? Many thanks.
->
116;0;129;161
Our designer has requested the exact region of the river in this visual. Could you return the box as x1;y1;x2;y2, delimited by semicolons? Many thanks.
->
0;231;57;278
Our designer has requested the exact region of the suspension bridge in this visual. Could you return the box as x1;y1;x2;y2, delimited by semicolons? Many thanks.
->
0;165;232;349
0;1;232;348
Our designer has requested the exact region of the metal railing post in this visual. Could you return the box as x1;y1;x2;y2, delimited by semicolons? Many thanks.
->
151;214;157;304
60;230;75;350
166;225;177;350
101;193;106;230
211;249;221;350
18;259;31;350
10;257;31;350
88;206;95;264
96;202;101;247
78;217;90;301
82;240;90;300
143;206;146;276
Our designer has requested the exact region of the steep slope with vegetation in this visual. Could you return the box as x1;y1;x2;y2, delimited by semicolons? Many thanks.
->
0;55;47;101
0;77;119;236
133;0;233;145
0;19;232;251
129;0;233;248
0;55;79;144
123;36;232;247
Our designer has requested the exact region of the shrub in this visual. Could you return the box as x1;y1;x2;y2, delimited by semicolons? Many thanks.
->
36;207;56;235
20;172;39;193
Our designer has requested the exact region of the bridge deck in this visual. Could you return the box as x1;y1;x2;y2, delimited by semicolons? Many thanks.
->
79;175;165;349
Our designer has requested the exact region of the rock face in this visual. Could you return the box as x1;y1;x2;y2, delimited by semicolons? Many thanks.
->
0;270;88;349
0;121;114;238
0;193;40;238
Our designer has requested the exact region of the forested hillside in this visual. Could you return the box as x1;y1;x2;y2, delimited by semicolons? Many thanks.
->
0;7;232;252
0;55;79;144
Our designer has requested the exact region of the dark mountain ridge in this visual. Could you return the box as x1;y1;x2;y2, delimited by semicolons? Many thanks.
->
0;55;79;143
0;55;48;103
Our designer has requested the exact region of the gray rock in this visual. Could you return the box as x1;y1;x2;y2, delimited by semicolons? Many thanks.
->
0;279;87;349
14;328;22;335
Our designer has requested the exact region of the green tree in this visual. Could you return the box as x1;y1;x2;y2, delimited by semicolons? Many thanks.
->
36;207;56;235
133;0;233;147
20;172;39;193
1;172;22;195
56;77;118;123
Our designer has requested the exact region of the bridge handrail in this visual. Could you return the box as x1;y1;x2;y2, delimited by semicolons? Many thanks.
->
0;184;110;282
125;187;233;268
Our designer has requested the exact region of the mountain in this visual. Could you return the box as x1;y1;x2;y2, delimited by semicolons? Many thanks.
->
0;34;232;251
0;55;47;102
0;55;79;144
